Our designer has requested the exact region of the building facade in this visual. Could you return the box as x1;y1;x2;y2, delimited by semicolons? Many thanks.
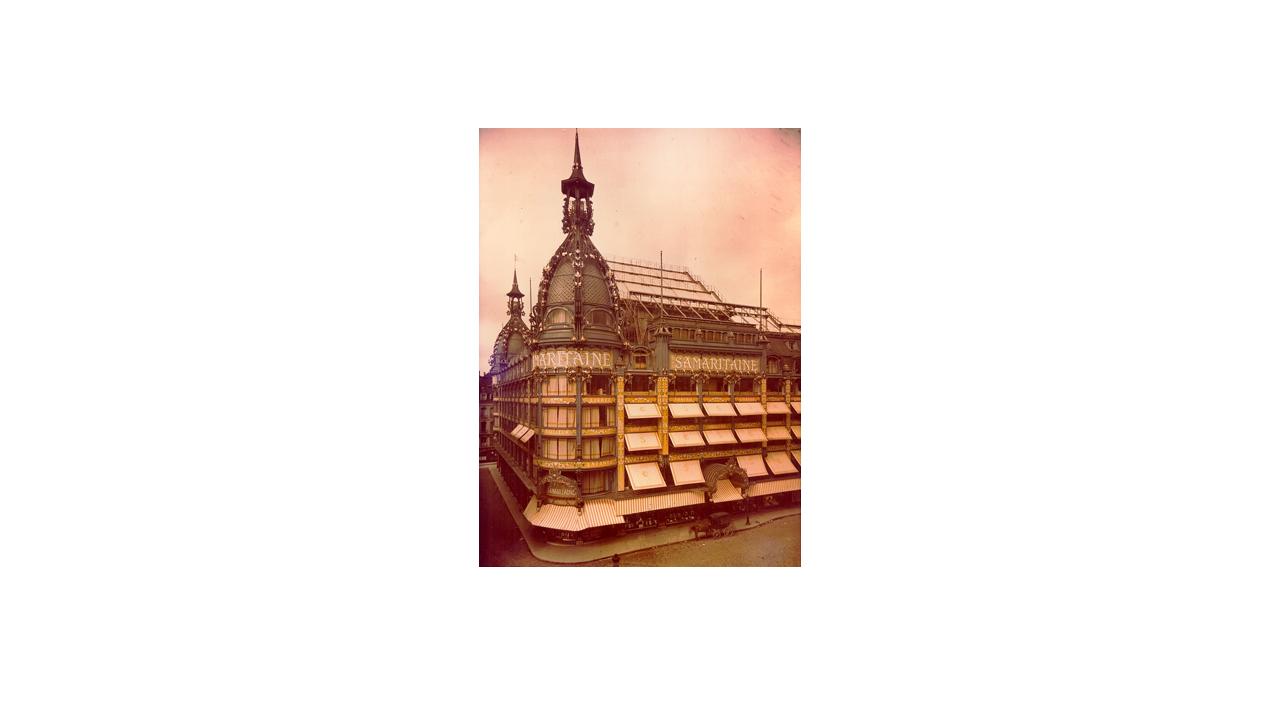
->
485;132;801;543
479;372;495;462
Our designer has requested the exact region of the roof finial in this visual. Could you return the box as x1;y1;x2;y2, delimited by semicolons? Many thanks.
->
508;268;523;298
561;129;594;198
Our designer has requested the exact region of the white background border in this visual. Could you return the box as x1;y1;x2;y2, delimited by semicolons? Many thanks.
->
3;2;1281;702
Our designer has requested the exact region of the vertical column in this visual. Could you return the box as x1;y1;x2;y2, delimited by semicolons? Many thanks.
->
533;371;545;481
574;369;584;460
759;375;768;451
614;374;626;492
784;378;793;452
658;373;669;456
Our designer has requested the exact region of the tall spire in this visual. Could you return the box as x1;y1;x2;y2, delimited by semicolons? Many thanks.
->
572;129;583;174
507;269;523;299
506;269;525;318
561;129;594;199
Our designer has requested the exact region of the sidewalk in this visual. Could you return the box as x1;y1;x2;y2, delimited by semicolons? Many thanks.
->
482;463;800;564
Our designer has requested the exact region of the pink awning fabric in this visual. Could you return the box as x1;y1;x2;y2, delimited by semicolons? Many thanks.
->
702;429;738;445
790;400;801;413
511;424;529;438
736;453;770;477
765;451;799;475
734;427;766;443
518;426;536;442
711;479;744;503
523;499;624;531
669;459;705;486
625;403;661;419
765;401;791;414
583;499;625;528
624;432;661;451
625;462;667;490
790;449;801;467
668;430;705;448
668;403;704;418
790;425;800;439
747;478;800;497
614;490;704;515
733;401;766;415
765;425;791;440
701;402;737;417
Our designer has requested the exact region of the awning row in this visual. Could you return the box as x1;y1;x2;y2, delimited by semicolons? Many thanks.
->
626;426;800;450
633;401;801;419
510;424;536;442
525;476;801;527
523;472;802;531
625;452;800;490
523;498;624;530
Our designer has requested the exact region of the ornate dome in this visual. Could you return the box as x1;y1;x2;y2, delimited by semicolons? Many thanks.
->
488;272;531;373
528;132;624;348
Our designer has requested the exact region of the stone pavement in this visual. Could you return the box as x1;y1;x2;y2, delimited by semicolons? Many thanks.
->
482;463;800;564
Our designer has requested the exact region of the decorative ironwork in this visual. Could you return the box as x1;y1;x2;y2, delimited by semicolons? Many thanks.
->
537;469;583;508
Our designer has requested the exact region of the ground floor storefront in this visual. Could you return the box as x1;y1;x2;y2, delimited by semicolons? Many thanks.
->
481;462;801;566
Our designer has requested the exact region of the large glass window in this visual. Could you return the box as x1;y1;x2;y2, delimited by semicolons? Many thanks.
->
581;437;615;460
543;375;571;395
541;437;575;459
543;407;576;428
579;469;608;494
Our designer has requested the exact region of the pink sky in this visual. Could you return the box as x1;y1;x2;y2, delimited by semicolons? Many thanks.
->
479;128;801;371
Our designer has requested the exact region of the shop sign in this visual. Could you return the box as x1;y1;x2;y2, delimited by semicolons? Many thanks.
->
671;353;760;374
532;348;615;370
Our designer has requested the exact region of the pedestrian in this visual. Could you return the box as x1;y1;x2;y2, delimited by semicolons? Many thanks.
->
612;553;620;567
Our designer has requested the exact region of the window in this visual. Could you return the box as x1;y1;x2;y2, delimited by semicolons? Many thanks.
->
582;405;614;427
541;437;575;459
546;308;571;326
543;375;570;395
543;406;575;427
579;469;608;494
632;353;648;369
581;437;615;459
590;310;613;327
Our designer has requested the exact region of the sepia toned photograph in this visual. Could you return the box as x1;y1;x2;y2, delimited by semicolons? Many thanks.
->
479;128;802;566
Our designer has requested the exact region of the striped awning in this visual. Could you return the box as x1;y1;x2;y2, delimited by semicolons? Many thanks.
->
668;430;705;448
702;402;737;417
733;401;766;415
669;459;705;486
625;462;667;490
625;403;661;419
668;403;704;418
511;424;529;438
702;429;738;445
614;490;704;515
765;401;791;414
737;453;769;477
523;499;621;531
765;451;799;475
790;425;801;439
518;426;536;442
747;478;800;497
624;432;661;451
583;499;625;528
523;501;583;530
711;479;744;503
765;425;791;440
734;427;766;443
790;400;801;413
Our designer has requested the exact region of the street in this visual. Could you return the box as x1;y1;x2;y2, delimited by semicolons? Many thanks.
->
479;465;801;567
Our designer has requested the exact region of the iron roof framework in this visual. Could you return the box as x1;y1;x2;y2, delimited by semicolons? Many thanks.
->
606;259;801;334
